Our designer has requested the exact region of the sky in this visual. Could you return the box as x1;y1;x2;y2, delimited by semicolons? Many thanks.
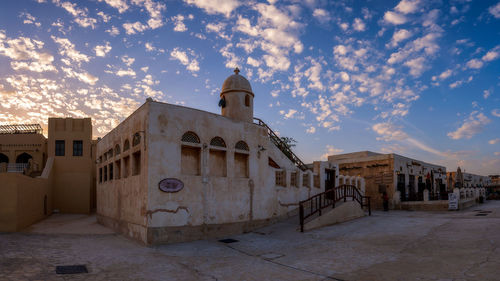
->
0;0;499;175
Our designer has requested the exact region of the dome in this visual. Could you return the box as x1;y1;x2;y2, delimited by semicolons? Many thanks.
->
220;68;254;96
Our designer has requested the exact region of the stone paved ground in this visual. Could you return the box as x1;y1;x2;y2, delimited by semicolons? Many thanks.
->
1;201;500;281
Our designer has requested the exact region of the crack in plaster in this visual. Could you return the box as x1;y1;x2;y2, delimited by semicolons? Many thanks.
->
146;207;189;218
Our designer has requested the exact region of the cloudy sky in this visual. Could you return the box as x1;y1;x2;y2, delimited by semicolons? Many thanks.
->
0;0;499;174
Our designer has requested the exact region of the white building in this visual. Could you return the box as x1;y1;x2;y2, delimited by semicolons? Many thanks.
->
96;69;340;244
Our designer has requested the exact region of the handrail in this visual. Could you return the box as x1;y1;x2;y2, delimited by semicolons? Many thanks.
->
253;117;308;171
299;184;371;232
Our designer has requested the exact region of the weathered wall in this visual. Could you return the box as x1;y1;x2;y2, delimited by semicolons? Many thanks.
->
145;101;316;244
48;118;93;214
0;158;54;232
96;103;150;243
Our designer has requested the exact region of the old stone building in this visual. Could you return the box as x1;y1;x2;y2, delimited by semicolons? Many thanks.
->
0;118;96;231
96;69;338;244
328;151;447;209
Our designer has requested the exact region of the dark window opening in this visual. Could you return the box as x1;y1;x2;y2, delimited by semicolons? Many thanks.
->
73;140;83;156
55;140;65;156
245;94;250;107
132;151;141;175
109;163;113;180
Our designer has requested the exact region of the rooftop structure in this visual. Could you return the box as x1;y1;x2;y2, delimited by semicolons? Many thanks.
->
0;124;43;135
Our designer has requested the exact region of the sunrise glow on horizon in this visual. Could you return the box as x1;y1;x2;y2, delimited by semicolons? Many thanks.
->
0;0;499;175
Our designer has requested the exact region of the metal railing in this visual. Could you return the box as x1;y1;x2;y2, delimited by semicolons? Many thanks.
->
299;184;371;232
253;117;308;171
5;163;28;173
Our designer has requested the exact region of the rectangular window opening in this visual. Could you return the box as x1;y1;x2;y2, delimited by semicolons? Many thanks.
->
132;151;141;176
123;156;130;178
73;140;83;156
55;140;65;156
115;160;121;179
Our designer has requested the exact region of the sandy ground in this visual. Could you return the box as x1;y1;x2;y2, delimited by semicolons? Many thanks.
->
1;201;499;281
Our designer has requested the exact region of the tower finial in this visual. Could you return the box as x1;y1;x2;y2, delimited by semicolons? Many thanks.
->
234;67;240;75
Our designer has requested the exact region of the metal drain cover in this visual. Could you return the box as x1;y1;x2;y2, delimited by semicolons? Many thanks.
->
219;238;239;243
475;214;488;216
56;265;88;274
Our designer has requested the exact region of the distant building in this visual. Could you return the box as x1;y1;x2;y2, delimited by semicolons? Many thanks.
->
0;118;95;232
447;168;491;188
328;151;447;209
95;69;334;245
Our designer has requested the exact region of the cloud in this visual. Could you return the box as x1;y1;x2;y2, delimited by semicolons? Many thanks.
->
0;32;57;72
352;18;366;31
183;0;239;17
121;55;135;66
489;138;500;145
492;109;500;117
115;68;136;77
321;145;344;160
123;21;149;35
489;2;500;19
306;126;316;134
447;111;491;140
466;59;483;69
313;9;331;24
372;122;408;141
61;67;98;85
20;12;41;27
384;11;407;25
482;49;499;62
54;1;97;29
98;0;129;13
395;0;420;14
172;14;188;32
51;36;90;66
94;42;111;57
404;57;427;77
106;26;120;36
388;29;412;47
170;47;200;73
279;109;297;119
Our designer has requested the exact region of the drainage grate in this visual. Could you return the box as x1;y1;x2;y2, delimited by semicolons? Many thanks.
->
479;211;492;213
475;214;488;216
218;238;239;243
56;265;88;274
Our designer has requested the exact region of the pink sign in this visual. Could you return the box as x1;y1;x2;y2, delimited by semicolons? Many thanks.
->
158;178;184;193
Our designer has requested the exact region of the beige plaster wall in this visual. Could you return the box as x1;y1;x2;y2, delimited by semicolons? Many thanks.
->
0;158;54;232
48;118;93;214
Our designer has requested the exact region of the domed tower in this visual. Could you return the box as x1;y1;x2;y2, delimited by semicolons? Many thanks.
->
219;68;254;123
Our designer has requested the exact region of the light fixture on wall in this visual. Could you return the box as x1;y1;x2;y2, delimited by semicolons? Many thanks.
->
258;145;266;152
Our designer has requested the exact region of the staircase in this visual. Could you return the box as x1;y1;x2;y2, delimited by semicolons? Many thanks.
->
299;185;371;232
253;117;308;171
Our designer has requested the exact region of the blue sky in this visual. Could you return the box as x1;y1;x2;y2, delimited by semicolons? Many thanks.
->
0;0;499;175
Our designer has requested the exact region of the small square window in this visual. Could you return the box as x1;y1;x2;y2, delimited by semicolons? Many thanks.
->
55;140;65;156
73;140;83;156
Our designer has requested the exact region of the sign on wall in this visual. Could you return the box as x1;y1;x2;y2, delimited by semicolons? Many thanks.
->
158;178;184;193
448;193;458;210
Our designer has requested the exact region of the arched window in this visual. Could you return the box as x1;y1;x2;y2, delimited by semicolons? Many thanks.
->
181;131;201;176
114;144;121;155
245;94;250;107
16;152;32;164
123;139;130;151
210;136;226;148
0;153;8;163
132;132;141;146
181;131;200;143
209;137;227;177
235;140;249;151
